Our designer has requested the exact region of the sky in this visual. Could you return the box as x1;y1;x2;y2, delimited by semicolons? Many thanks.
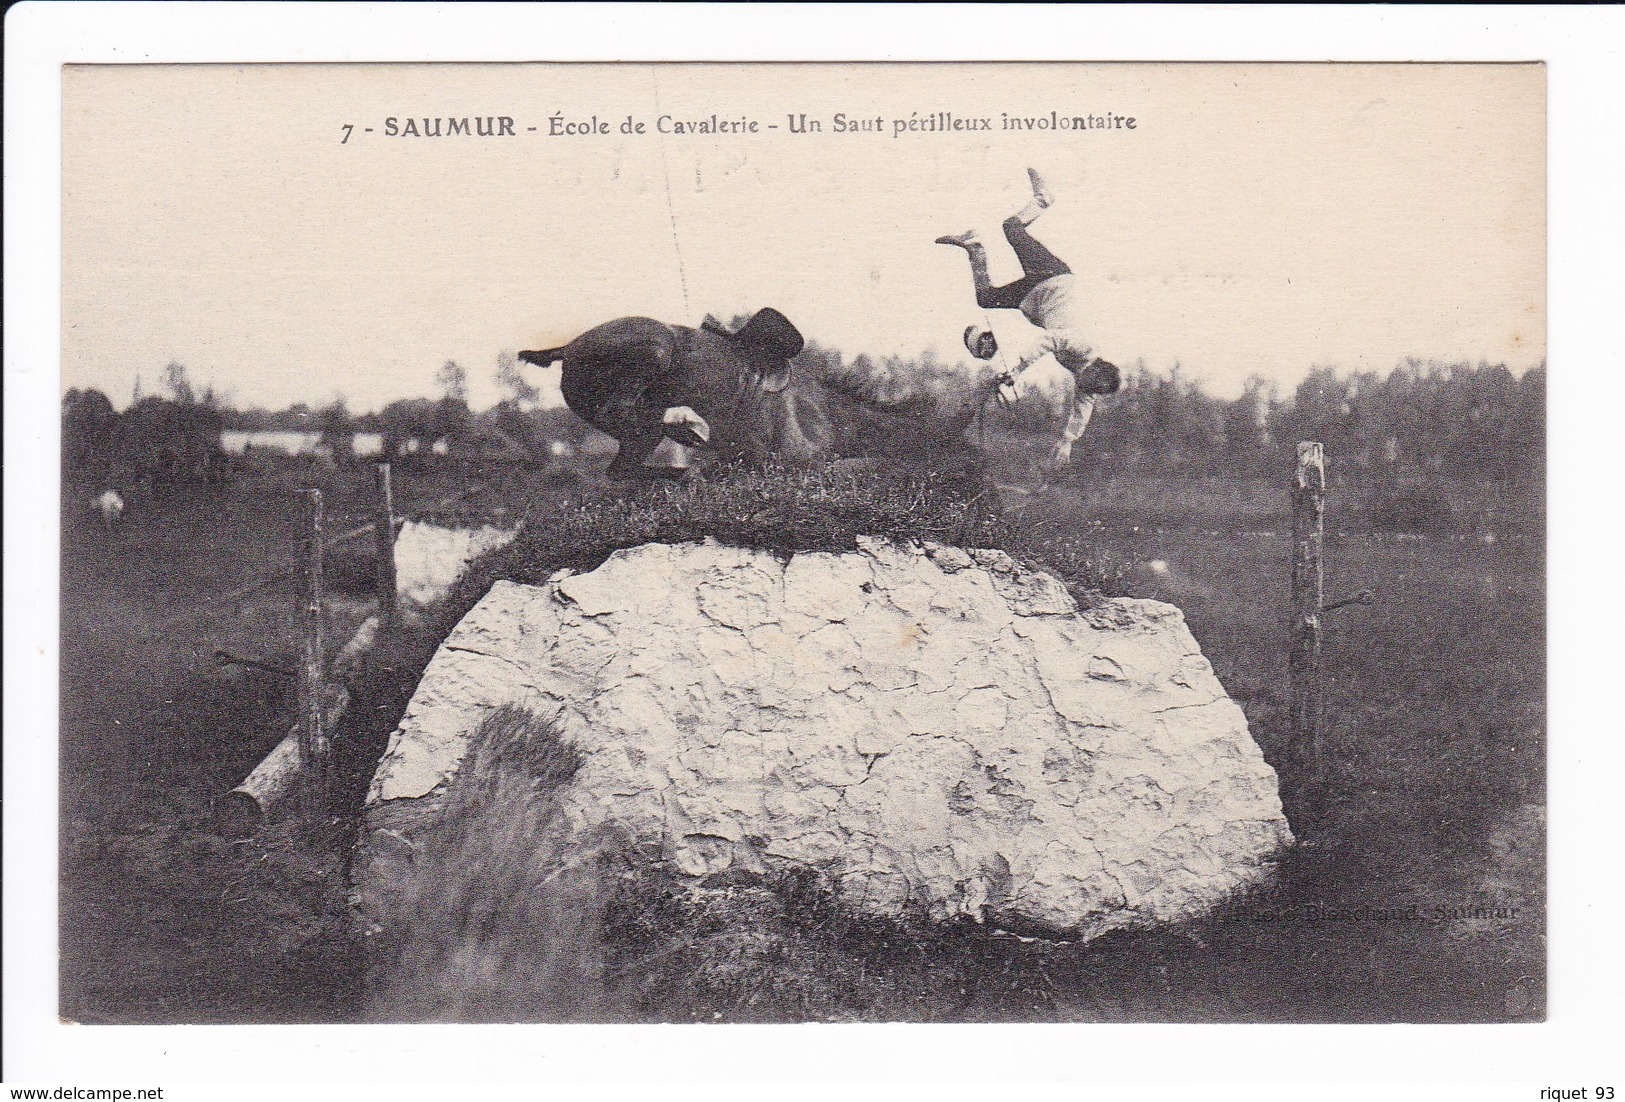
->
61;62;1545;412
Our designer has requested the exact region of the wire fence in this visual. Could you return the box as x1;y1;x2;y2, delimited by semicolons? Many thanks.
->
142;477;497;633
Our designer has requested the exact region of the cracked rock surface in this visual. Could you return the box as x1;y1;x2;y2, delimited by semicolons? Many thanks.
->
355;538;1292;939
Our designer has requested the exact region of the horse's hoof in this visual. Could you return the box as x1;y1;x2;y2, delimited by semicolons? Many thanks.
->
662;406;710;448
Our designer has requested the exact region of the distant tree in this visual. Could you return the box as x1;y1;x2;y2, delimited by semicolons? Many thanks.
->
378;397;439;459
62;388;118;481
162;361;196;405
436;360;469;403
264;402;316;431
1222;374;1276;477
113;393;223;494
489;349;555;463
63;387;116;424
494;350;540;407
1511;364;1545;479
1443;362;1519;479
317;396;354;463
433;396;473;447
427;360;473;448
794;339;843;381
223;405;273;431
1100;362;1221;474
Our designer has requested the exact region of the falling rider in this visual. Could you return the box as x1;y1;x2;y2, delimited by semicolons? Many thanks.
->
936;168;1122;467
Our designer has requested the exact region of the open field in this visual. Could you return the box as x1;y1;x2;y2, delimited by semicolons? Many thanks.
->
57;462;1543;1023
57;460;576;1022
1048;504;1544;1021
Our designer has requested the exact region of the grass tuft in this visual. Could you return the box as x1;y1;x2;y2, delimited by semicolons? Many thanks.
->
360;705;615;1022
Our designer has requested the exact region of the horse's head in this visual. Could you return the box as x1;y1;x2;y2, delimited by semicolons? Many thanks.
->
753;354;794;394
706;308;803;394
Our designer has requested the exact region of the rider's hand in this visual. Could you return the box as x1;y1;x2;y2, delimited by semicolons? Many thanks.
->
996;374;1019;407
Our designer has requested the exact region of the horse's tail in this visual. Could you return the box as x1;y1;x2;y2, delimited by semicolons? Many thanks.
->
518;347;567;368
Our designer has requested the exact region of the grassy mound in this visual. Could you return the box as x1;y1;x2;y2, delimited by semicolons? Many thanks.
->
456;459;1123;591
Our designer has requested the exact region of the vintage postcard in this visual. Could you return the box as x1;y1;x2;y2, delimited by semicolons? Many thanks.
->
51;58;1547;1033
9;3;1613;1083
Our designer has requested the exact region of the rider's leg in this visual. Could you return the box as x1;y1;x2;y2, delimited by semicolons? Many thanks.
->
1013;167;1054;227
607;425;687;481
1001;216;1071;283
936;231;1043;309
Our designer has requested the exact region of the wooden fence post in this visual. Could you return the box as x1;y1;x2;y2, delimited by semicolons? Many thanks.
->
1289;442;1325;794
373;463;397;624
298;488;329;822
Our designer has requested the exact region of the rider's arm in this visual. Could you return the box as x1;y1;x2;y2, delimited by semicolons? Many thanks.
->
1061;394;1098;444
1051;393;1098;467
1012;329;1095;375
994;332;1055;406
1009;331;1060;375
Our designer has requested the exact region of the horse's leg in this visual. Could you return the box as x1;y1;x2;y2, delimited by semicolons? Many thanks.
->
606;428;687;482
660;406;711;448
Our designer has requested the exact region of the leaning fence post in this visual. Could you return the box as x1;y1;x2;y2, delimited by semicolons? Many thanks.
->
298;488;329;823
1289;442;1325;800
373;463;398;624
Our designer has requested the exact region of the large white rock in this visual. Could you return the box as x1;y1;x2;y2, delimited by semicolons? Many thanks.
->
355;538;1292;940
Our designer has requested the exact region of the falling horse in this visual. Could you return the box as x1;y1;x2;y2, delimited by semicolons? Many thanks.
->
520;309;1007;481
521;309;812;480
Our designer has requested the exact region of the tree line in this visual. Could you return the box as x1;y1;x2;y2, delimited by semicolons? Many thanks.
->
64;353;1543;490
62;357;595;489
1076;359;1544;485
62;362;228;492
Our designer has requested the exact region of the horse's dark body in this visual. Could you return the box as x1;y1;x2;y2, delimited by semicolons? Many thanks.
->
522;316;996;480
